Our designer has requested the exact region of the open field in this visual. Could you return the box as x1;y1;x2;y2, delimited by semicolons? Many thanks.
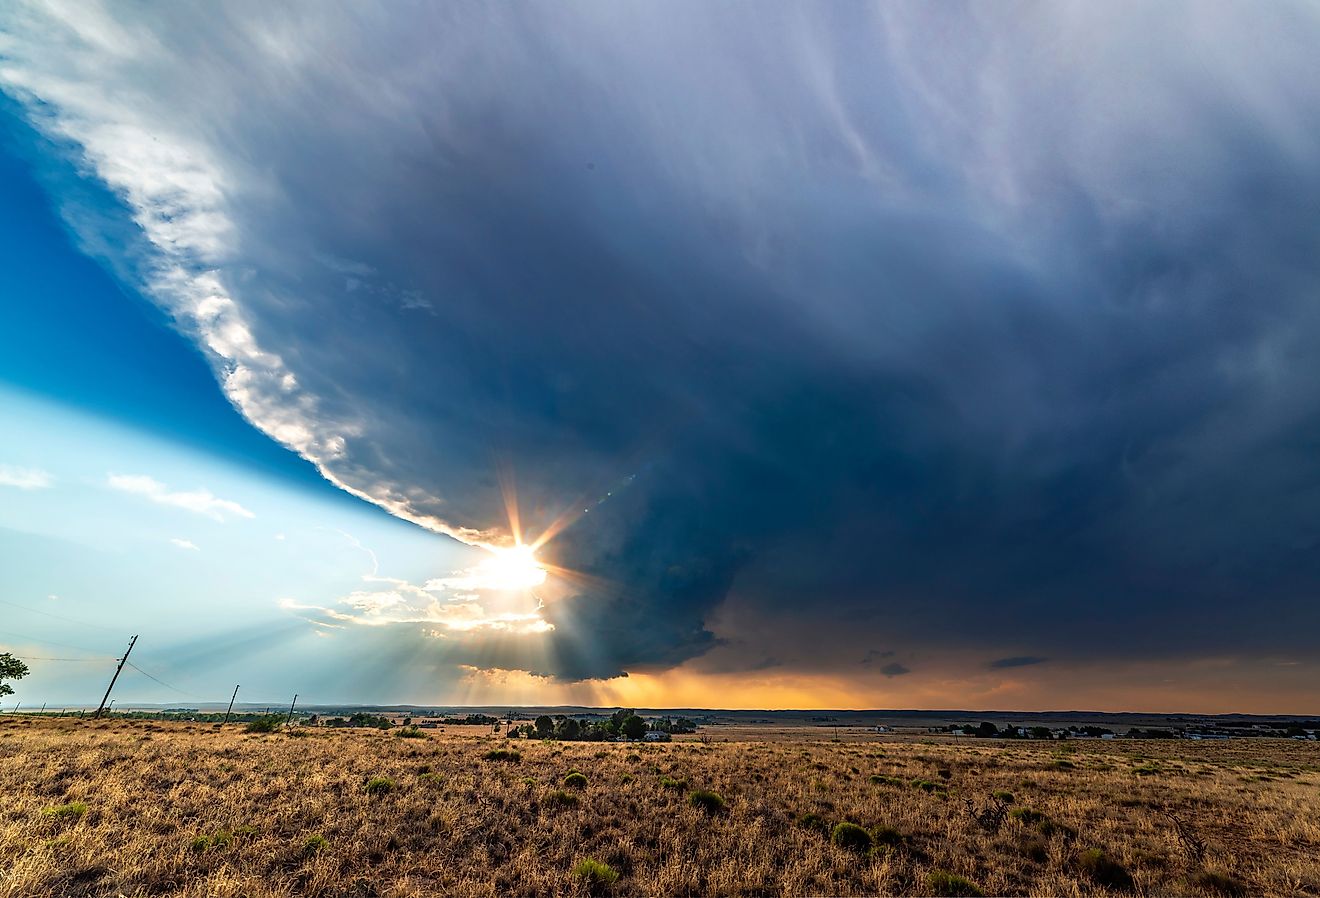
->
1;718;1318;897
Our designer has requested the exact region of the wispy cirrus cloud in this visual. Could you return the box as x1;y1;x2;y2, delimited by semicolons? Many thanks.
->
107;473;253;521
169;537;199;551
0;464;53;490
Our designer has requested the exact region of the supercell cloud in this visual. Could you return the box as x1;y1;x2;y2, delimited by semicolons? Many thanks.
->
4;2;1320;681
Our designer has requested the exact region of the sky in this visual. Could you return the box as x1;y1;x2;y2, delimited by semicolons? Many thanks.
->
2;2;1319;713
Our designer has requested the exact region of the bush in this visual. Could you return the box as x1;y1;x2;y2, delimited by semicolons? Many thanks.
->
393;725;425;739
926;870;985;897
1077;848;1134;891
911;779;947;794
484;748;522;762
658;775;687;790
43;802;88;820
189;835;211;853
992;790;1015;803
870;774;905;786
543;789;579;808
688;789;726;815
364;776;396;795
830;822;873;853
573;858;620;894
796;812;828;833
872;824;904;847
246;715;283;733
1009;807;1045;825
1192;869;1246;897
564;771;588;789
302;833;328;857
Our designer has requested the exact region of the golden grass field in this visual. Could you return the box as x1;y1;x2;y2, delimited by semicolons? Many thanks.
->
1;718;1318;897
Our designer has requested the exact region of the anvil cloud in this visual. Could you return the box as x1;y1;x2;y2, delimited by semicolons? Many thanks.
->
3;2;1320;688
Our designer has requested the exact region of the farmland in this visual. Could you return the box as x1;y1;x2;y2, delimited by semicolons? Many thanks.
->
1;717;1317;897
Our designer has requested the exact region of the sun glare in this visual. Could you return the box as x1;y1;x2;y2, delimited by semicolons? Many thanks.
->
476;544;547;591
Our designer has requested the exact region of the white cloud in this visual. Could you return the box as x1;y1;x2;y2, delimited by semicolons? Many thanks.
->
107;473;254;521
169;537;199;551
0;464;53;490
0;5;492;549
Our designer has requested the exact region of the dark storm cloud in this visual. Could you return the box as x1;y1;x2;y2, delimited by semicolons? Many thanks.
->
880;663;911;679
989;657;1049;670
6;2;1320;679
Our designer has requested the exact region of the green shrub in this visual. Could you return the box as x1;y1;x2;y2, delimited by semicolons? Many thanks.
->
364;776;396;795
659;775;687;790
1053;758;1076;770
1192;869;1246;897
872;824;904;846
42;801;88;820
393;725;425;739
302;833;328;857
870;774;905;786
543;789;579;808
911;779;947;795
926;870;985;897
246;715;283;733
210;829;233;848
992;790;1014;803
484;748;521;762
1009;807;1045;825
620;773;635;784
189;835;211;853
796;812;828;833
564;771;589;789
572;858;620;894
1077;848;1134;891
688;789;726;815
1037;818;1076;840
830;821;873;853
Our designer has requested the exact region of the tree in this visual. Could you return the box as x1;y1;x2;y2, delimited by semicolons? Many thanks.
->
535;715;554;737
976;721;999;738
0;653;28;698
620;714;647;740
556;717;581;740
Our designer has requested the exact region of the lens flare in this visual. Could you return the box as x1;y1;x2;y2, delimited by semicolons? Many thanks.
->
475;544;547;591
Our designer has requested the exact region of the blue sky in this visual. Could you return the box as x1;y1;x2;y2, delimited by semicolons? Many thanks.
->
2;3;1320;712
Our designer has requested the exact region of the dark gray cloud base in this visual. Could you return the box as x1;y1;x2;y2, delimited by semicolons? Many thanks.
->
6;3;1320;680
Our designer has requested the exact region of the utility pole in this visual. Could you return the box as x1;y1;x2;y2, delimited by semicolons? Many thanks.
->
95;635;137;719
223;685;240;725
285;694;298;726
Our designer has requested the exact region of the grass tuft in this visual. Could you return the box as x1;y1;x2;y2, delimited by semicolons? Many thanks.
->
43;801;88;820
830;821;872;853
688;789;726;815
573;858;620;894
926;870;985;897
364;776;396;795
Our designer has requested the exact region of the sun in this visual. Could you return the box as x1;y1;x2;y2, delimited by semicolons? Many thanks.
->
475;544;547;591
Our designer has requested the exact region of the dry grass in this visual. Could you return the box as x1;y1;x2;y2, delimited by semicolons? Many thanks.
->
1;718;1317;896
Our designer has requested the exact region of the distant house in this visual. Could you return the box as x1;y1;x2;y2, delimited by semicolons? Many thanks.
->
874;725;892;733
643;731;671;742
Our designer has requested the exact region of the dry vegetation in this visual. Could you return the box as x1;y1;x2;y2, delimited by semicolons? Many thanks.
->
1;717;1318;897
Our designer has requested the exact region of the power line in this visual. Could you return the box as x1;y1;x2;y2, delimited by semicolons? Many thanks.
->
21;656;113;662
0;627;111;655
125;661;206;700
0;597;123;634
